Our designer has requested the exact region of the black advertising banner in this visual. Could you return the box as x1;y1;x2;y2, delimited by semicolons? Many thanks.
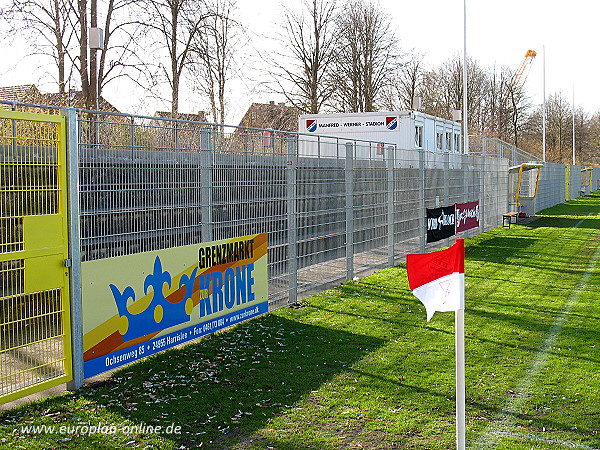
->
426;205;456;243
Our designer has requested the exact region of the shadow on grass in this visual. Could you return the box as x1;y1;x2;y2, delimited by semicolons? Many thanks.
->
335;367;599;447
466;236;538;264
527;216;600;230
74;314;386;448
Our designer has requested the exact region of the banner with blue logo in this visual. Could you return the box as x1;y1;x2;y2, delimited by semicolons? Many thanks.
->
81;234;268;378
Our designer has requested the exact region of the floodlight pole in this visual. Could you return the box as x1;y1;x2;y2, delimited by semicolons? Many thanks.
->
572;86;576;165
462;0;469;156
542;45;546;162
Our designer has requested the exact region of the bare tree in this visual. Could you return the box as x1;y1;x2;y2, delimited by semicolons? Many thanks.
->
479;63;532;146
190;0;239;124
397;53;425;110
545;93;573;163
75;0;151;109
583;111;600;166
329;0;401;112
141;0;212;113
521;92;575;163
377;52;424;111
2;0;148;109
420;55;488;132
505;79;532;148
266;0;337;114
2;0;76;92
95;0;150;102
420;56;462;119
76;0;90;104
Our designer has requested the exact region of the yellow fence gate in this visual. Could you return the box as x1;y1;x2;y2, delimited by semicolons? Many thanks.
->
0;110;72;403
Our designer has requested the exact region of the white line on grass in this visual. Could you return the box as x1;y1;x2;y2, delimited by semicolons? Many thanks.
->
492;430;599;449
471;213;600;449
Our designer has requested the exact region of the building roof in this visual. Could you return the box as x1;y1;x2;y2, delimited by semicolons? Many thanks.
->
154;111;208;123
238;102;300;132
0;84;119;112
0;85;41;102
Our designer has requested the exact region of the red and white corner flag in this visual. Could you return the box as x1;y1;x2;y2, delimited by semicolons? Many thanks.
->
406;238;465;321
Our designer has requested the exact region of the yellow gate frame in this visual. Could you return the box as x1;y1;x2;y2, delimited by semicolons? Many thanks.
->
0;110;72;404
581;167;593;195
510;163;544;204
565;165;571;201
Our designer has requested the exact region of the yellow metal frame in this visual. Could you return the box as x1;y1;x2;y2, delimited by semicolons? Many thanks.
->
513;163;543;203
0;110;72;404
565;165;571;201
581;167;593;187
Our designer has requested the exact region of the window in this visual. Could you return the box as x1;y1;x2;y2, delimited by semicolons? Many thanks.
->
262;130;274;147
446;132;453;152
436;132;443;151
414;125;423;148
454;133;461;153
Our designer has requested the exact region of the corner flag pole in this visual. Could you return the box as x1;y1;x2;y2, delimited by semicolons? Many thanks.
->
456;301;466;449
406;238;466;448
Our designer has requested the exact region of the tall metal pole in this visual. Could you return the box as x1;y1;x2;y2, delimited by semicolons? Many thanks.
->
542;45;546;162
462;1;469;156
456;3;467;450
572;85;576;165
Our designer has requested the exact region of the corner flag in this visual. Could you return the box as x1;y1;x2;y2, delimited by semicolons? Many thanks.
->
407;238;467;449
406;238;465;321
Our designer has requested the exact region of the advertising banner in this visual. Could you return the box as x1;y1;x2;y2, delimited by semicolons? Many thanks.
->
81;233;268;378
455;201;480;232
426;205;456;243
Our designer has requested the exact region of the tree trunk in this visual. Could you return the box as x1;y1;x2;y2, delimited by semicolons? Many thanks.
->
78;0;90;107
170;1;179;113
90;0;98;109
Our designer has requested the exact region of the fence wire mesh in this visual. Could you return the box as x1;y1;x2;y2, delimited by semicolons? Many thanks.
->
0;100;598;400
77;111;510;309
1;111;70;401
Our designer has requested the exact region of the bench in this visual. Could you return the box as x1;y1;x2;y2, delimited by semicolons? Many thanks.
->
502;212;519;228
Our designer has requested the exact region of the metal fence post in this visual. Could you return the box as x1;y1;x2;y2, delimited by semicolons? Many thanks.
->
419;150;426;252
387;146;395;267
480;156;486;233
129;116;135;155
444;151;450;246
286;136;298;304
200;129;213;242
64;108;83;390
345;142;354;279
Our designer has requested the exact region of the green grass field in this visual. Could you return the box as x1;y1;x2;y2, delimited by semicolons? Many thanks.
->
1;193;599;449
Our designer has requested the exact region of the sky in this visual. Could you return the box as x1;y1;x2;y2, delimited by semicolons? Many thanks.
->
0;0;598;123
241;0;597;114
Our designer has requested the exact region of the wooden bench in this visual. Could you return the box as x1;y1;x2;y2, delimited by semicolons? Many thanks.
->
502;212;519;228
